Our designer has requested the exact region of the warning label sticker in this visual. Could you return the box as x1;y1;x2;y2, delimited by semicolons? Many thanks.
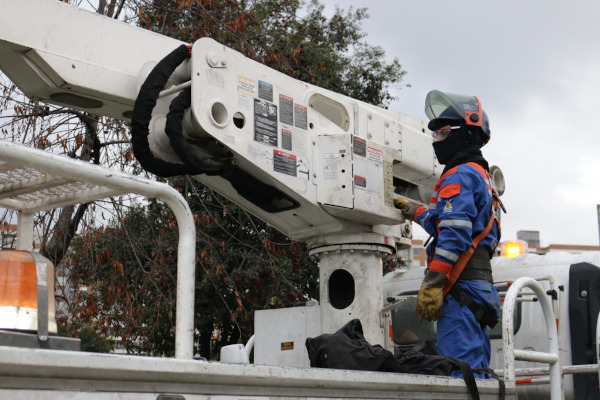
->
237;76;257;97
295;130;307;155
254;99;278;147
281;128;307;155
274;149;297;177
258;80;273;102
323;153;341;181
279;94;294;125
282;128;293;151
354;175;367;188
353;137;367;157
294;104;307;130
238;94;250;110
367;146;383;164
281;341;294;351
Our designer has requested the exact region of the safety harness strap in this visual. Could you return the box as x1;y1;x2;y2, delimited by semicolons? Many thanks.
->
442;208;495;296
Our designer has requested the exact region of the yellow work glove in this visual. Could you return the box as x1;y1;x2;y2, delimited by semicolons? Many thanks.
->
416;270;447;322
416;286;443;322
393;197;419;221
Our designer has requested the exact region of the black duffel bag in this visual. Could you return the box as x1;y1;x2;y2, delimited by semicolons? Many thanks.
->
305;319;504;400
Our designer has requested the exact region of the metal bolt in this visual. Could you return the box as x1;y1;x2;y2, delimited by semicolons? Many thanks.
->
581;290;588;297
207;53;219;67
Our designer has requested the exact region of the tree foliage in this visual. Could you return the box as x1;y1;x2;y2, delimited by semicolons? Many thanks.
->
66;178;317;357
137;0;405;107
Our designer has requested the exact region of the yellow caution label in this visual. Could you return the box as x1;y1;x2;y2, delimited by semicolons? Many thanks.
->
281;341;294;351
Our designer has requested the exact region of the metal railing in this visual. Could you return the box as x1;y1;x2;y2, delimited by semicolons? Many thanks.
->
502;277;564;399
0;140;197;359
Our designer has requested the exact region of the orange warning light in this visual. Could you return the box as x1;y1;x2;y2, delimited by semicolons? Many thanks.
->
500;240;528;258
0;250;57;333
0;250;38;308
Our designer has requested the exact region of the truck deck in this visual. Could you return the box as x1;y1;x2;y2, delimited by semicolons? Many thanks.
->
0;345;511;399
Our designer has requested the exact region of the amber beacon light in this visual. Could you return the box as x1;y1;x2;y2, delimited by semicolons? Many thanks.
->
0;250;57;338
499;240;529;258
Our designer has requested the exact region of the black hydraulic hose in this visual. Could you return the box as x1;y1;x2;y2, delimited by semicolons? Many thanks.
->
164;87;225;176
164;86;297;211
132;45;298;212
131;44;218;177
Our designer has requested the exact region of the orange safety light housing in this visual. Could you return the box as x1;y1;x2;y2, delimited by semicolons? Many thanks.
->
499;240;529;258
0;250;57;334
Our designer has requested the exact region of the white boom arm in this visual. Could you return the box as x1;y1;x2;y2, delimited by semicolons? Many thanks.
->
0;0;441;344
0;0;185;120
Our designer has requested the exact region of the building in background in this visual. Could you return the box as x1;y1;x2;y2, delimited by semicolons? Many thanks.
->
517;230;540;248
407;230;600;267
408;239;427;267
516;230;600;255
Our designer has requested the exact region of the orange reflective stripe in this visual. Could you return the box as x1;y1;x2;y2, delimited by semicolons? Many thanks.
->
429;259;453;276
414;205;427;222
439;183;461;198
439;165;461;183
434;162;486;192
465;162;487;179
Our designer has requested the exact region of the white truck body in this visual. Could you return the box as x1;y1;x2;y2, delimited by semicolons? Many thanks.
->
383;252;600;399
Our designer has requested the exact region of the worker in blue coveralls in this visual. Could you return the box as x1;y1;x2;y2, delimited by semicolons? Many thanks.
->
395;90;502;378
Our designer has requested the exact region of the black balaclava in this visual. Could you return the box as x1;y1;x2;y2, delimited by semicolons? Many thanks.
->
433;126;488;174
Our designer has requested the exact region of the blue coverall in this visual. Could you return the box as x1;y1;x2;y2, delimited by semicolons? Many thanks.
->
414;161;501;377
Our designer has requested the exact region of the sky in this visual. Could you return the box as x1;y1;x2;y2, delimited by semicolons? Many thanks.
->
321;0;600;246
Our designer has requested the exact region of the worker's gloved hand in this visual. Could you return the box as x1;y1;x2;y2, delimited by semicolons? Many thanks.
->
393;197;419;221
416;270;447;322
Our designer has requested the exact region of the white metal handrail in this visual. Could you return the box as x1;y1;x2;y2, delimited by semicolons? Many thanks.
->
503;277;563;399
0;140;196;359
496;307;600;387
